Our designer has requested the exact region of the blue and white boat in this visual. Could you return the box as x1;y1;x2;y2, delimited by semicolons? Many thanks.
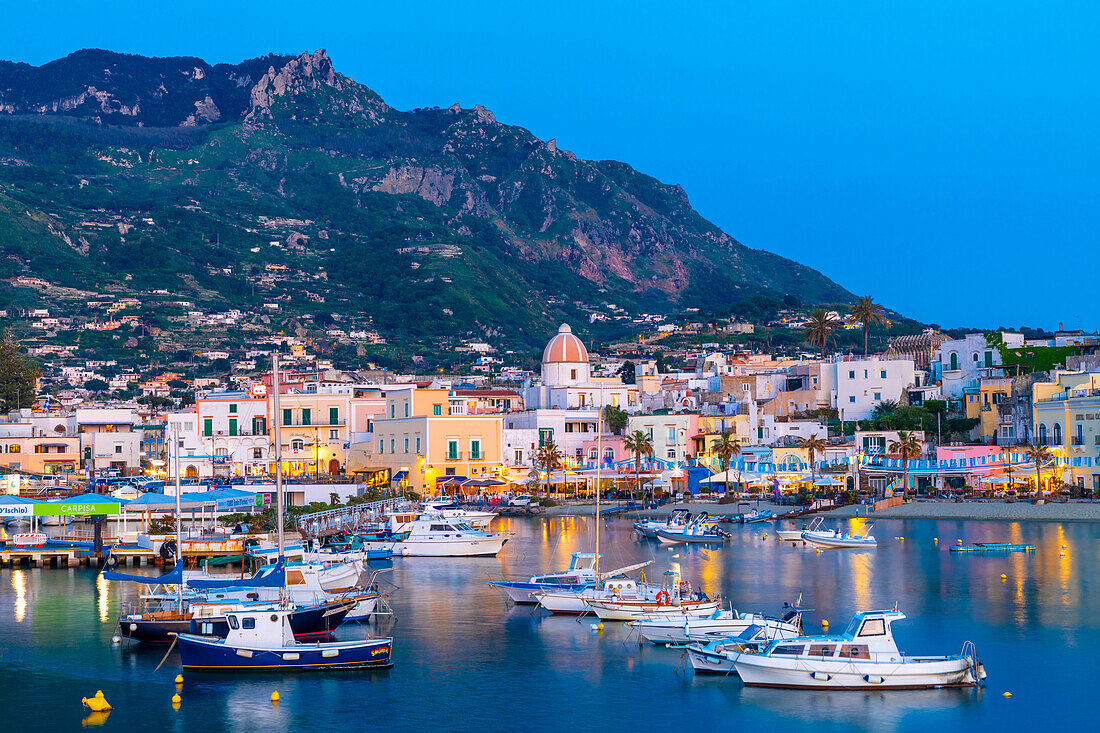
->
487;552;600;604
633;509;690;539
176;607;393;671
656;513;729;544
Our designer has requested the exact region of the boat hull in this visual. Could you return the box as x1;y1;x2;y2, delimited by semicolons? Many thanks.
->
177;634;393;671
634;615;798;645
775;529;804;541
489;581;588;604
655;530;724;544
734;654;980;689
802;532;877;549
589;600;720;621
398;536;508;557
687;646;737;674
121;602;353;643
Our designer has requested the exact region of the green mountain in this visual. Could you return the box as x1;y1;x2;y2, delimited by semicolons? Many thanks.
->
0;49;853;357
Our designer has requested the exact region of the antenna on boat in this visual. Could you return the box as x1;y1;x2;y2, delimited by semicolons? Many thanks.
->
272;353;286;606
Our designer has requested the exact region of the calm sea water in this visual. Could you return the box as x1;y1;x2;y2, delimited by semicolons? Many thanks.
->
0;515;1093;731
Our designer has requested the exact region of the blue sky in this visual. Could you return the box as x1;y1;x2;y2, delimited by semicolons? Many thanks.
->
8;2;1097;331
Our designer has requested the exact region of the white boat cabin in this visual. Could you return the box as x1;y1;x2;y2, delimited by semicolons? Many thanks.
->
762;610;906;661
224;609;296;649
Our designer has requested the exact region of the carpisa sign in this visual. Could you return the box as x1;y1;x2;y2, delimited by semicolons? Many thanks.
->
35;503;122;516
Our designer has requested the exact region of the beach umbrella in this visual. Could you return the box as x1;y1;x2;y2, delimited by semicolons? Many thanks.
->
813;476;846;487
460;478;508;488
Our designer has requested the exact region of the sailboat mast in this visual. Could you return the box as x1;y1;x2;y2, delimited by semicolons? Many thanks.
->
173;423;182;612
272;353;285;564
595;388;602;577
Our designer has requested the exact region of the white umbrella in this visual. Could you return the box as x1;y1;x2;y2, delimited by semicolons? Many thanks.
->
813;476;846;487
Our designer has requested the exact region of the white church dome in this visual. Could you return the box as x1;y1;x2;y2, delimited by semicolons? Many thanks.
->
542;323;589;364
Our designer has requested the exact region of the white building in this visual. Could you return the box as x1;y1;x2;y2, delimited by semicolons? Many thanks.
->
937;332;1024;400
194;391;270;478
523;324;638;411
832;357;920;422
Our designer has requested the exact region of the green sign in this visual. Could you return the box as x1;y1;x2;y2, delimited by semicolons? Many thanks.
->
34;503;122;516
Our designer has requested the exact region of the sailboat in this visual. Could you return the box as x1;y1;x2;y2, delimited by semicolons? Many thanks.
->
175;354;395;671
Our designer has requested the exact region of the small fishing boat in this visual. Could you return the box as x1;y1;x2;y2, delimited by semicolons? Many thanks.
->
176;607;393;671
587;572;719;621
776;516;834;542
739;508;774;524
655;513;728;544
803;521;876;549
487;552;599;604
687;623;795;674
535;561;654;615
633;509;690;539
631;605;803;645
732;610;985;689
395;515;511;557
950;543;1036;553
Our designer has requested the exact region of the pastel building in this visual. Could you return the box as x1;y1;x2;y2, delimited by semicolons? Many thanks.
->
937;332;1024;400
832;357;920;422
196;391;270;478
1032;371;1100;491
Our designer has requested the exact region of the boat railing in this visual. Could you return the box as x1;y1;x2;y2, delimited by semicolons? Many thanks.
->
297;498;410;537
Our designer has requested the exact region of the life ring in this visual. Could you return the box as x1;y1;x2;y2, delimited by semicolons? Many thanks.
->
656;590;671;606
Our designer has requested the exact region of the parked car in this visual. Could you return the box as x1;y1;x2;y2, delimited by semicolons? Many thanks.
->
508;494;533;507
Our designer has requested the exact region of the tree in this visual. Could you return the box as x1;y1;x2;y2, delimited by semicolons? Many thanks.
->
603;405;629;435
617;361;636;385
534;441;564;497
851;296;886;355
710;431;742;496
1023;441;1054;501
623;430;654;501
84;378;109;392
803;309;841;359
0;333;41;412
871;400;899;421
888;431;923;493
798;433;827;500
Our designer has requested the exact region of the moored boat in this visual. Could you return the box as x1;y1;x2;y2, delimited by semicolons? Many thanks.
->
395;514;511;557
655;513;728;544
631;605;803;645
803;520;876;549
488;552;599;604
687;623;794;674
732;610;986;689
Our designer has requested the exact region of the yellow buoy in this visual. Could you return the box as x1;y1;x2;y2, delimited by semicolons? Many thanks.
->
1003;691;1012;698
762;534;768;540
821;620;829;629
597;623;604;632
174;674;183;684
1059;551;1065;557
1000;574;1007;581
816;548;822;554
1062;544;1067;549
934;537;939;542
957;539;963;546
171;693;181;705
899;537;904;542
271;691;280;703
81;694;112;713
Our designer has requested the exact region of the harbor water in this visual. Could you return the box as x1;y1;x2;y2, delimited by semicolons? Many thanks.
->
0;515;1094;731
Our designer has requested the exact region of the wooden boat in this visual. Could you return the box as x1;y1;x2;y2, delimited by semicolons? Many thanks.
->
177;607;393;671
732;610;986;689
587;571;718;621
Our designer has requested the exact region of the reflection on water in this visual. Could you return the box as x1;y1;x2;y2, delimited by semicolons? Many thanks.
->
0;516;1096;730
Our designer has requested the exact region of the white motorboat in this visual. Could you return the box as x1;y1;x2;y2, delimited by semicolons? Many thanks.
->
655;513;728;544
421;497;497;529
687;623;798;674
587;571;719;621
395;515;511;557
732;610;986;689
776;516;836;542
633;509;690;539
631;606;803;645
803;520;876;549
535;561;654;614
487;552;600;604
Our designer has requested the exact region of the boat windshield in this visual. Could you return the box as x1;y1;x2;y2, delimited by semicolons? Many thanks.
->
737;624;764;641
844;615;863;637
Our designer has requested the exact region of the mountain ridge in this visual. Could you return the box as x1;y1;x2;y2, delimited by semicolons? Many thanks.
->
0;48;855;357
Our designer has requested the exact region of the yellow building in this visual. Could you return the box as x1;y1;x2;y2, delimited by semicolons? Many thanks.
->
370;388;503;493
1032;372;1100;491
690;414;751;471
975;378;1013;443
274;391;351;477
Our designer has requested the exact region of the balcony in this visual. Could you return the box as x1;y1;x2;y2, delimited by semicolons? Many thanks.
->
1071;437;1085;446
445;451;463;461
279;421;346;428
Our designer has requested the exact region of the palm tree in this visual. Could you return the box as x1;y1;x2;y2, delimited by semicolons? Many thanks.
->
710;431;742;496
1023;441;1054;501
851;296;887;356
535;441;564;498
798;433;827;501
887;431;923;493
623;430;654;502
803;309;841;359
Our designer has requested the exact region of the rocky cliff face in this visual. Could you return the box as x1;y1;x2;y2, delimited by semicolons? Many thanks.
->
0;48;853;326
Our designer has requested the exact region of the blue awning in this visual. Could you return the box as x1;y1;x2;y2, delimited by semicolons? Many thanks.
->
103;563;184;585
188;562;285;590
392;470;408;482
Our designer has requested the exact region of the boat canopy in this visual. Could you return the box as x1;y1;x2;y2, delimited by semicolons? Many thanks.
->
102;562;184;586
188;562;286;590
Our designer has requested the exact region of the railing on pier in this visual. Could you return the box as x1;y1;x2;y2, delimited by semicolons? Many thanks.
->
296;498;408;537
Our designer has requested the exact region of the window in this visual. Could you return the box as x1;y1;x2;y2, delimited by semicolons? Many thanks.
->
330;407;339;424
565;423;574;433
282;408;292;427
389;438;395;453
848;370;855;379
849;396;855;403
229;403;237;414
589;448;598;460
227;616;239;630
433;404;442;416
667;449;676;459
114;445;122;454
291;439;304;451
203;418;212;437
949;353;958;371
301;409;311;426
379;439;384;453
415;437;421;454
1053;423;1062;444
470;438;482;460
330;429;339;440
241;617;256;630
538;428;554;447
1039;424;1047;443
404;437;409;453
390;404;396;419
667;426;676;441
447;440;459;460
515;450;523;464
873;392;881;401
570;369;577;380
404;402;409;418
229;418;237;436
253;448;263;459
985;351;993;368
858;618;886;637
880;370;887;379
